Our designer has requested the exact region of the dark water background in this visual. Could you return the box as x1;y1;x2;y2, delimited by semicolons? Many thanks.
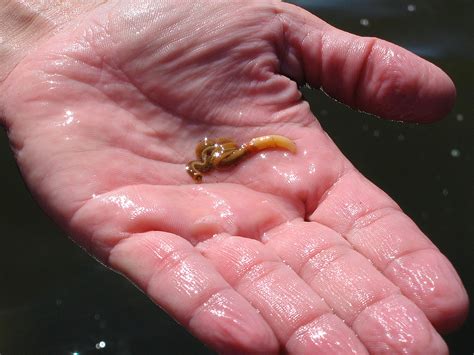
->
1;0;472;354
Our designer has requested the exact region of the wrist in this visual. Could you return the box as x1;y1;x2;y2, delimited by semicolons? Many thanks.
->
0;0;105;84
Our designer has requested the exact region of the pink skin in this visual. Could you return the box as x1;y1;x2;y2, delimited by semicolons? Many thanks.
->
0;1;467;354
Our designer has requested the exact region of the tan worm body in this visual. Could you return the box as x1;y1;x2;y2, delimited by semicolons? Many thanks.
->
185;135;296;183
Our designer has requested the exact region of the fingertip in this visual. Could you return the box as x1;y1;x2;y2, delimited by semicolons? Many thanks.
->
354;40;457;123
433;294;469;334
109;232;280;353
286;314;369;354
386;249;469;333
353;295;449;355
425;258;469;333
417;65;456;123
190;289;279;354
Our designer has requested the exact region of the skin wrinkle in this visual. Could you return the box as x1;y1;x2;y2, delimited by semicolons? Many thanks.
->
318;31;333;96
53;62;185;161
228;256;284;289
287;314;369;354
281;303;334;346
260;220;433;349
353;37;377;110
107;231;282;353
75;182;304;261
198;236;332;343
347;205;402;237
241;264;323;342
307;195;446;329
0;1;50;82
306;165;354;220
370;47;421;120
309;194;463;336
90;8;217;124
187;288;274;352
188;286;236;327
352;294;447;354
309;168;400;230
74;188;139;259
303;25;325;89
128;236;235;331
277;2;327;88
227;242;362;349
37;49;185;163
382;247;440;275
140;246;195;297
0;0;107;84
301;245;354;284
110;6;275;125
307;253;400;327
147;248;207;302
108;61;194;142
346;208;436;266
274;12;305;84
199;216;435;351
286;237;351;275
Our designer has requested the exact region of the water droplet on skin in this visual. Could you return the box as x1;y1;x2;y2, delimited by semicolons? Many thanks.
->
360;18;370;27
450;148;461;158
57;109;79;127
407;4;416;12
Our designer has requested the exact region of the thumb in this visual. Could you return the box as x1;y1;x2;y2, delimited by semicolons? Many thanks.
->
276;3;456;122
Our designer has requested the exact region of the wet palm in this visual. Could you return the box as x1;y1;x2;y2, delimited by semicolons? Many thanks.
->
1;1;467;353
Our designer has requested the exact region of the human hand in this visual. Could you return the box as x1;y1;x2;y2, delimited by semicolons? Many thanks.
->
0;1;468;353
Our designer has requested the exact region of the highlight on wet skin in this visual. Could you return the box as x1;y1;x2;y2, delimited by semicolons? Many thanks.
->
185;135;297;183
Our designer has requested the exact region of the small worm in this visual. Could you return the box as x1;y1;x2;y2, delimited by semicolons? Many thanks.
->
185;135;296;183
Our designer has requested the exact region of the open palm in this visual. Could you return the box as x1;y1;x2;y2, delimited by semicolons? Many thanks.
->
1;1;467;353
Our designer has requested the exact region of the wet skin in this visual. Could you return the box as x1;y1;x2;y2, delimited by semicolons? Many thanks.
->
0;1;467;354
